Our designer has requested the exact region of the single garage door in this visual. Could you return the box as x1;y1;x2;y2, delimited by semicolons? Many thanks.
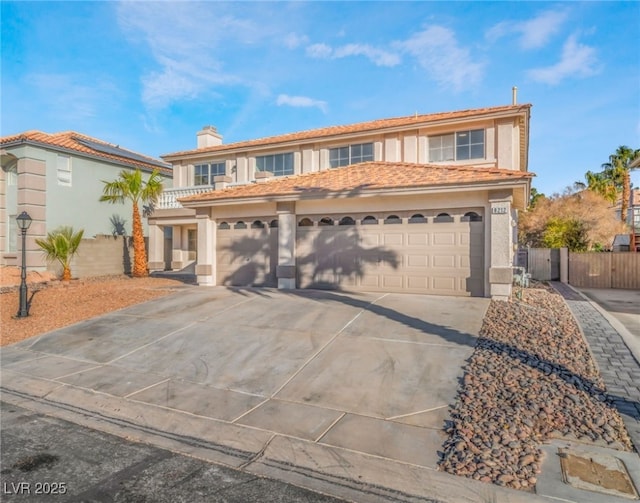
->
296;210;484;296
216;218;278;287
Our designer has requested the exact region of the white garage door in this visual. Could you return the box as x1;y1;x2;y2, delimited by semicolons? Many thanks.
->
216;219;278;287
296;211;484;296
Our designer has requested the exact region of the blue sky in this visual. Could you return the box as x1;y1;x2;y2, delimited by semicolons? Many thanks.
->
2;1;638;195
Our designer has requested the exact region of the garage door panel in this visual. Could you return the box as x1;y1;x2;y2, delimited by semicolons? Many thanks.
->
296;212;484;297
383;233;404;246
360;232;381;247
433;277;457;292
433;255;456;268
217;226;277;287
382;275;404;289
407;276;428;289
407;233;428;246
433;232;455;246
360;275;381;288
407;254;428;268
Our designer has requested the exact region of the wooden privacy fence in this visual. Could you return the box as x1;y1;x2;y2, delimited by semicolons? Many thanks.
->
569;252;640;289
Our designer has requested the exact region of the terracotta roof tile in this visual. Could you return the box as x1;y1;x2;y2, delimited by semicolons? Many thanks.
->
1;130;172;175
180;162;534;204
164;104;532;158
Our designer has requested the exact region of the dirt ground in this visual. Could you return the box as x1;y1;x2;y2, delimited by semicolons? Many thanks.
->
0;267;188;347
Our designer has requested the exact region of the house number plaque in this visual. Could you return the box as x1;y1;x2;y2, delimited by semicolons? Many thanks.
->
491;207;508;214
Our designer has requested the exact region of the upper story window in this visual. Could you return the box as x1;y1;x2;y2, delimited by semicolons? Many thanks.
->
429;129;484;162
57;154;72;186
5;165;17;186
194;161;225;185
329;142;374;168
256;153;294;177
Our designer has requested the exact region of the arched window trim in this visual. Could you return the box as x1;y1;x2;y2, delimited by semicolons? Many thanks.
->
319;217;334;226
384;215;402;225
218;221;230;230
339;216;356;226
434;212;454;223
269;219;279;228
361;215;378;225
408;213;427;223
298;218;314;227
251;220;265;229
234;221;247;229
462;211;483;222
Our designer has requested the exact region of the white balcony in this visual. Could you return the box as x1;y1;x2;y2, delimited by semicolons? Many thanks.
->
157;186;213;209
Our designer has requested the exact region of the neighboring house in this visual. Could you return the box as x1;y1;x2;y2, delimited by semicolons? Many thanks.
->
630;188;640;252
0;131;172;271
149;103;533;299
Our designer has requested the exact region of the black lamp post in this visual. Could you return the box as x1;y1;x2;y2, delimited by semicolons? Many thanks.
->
16;211;32;318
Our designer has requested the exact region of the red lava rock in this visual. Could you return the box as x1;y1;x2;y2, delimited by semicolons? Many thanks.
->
438;284;633;491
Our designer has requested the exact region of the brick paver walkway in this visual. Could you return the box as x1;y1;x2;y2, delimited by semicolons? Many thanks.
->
552;282;640;451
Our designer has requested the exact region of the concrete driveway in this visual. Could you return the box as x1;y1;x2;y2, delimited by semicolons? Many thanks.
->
1;287;544;502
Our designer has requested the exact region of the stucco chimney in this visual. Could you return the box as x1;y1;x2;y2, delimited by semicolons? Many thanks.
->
512;86;518;105
197;126;223;149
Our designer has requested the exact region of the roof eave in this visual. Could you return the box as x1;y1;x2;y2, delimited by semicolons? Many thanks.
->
162;105;533;161
1;138;172;175
179;177;532;209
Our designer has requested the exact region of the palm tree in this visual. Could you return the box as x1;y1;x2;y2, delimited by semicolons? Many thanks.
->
100;169;164;277
600;146;640;223
36;226;84;281
584;170;617;203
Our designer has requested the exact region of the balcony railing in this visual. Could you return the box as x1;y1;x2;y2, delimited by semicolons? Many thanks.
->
157;186;213;209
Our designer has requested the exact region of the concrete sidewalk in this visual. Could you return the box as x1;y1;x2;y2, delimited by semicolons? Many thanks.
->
577;287;640;363
0;287;551;503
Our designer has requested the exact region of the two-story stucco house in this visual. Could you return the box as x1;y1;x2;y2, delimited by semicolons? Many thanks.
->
0;131;172;270
149;103;533;299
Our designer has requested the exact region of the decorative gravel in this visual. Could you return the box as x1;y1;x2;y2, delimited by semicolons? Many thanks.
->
438;285;633;491
0;271;187;346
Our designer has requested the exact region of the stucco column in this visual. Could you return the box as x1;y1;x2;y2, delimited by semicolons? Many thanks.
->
276;201;296;289
195;208;216;286
147;223;165;272
488;190;513;300
171;225;184;270
17;158;47;270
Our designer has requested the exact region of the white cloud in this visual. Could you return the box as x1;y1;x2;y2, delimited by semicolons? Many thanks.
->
284;32;309;49
527;35;600;85
333;44;400;67
276;94;327;113
29;73;117;121
306;43;333;59
399;26;484;91
116;2;254;110
306;42;400;67
487;8;569;49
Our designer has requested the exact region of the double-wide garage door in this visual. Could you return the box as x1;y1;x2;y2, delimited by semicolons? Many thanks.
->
216;210;484;296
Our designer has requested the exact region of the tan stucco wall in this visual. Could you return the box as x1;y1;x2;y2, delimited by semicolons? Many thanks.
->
171;114;525;189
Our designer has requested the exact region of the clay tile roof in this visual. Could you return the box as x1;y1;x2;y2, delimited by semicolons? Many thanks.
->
0;130;172;175
163;103;532;158
180;162;534;204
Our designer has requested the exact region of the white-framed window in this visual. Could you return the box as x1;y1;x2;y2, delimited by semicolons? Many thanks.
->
8;214;17;252
194;161;225;185
429;129;484;162
329;142;374;168
256;153;294;177
6;165;17;186
57;154;72;186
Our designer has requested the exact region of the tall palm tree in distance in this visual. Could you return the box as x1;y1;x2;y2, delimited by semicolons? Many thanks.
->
100;169;164;277
601;146;639;224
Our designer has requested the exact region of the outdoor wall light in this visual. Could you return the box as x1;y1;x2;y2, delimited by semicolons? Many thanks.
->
16;211;32;318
